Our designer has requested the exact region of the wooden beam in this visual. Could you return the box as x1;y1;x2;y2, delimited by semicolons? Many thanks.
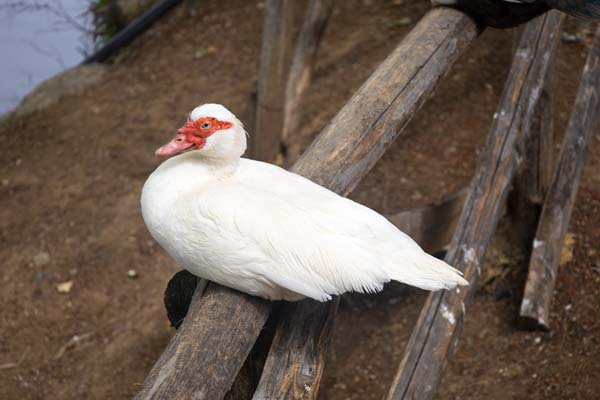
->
282;0;334;144
387;188;468;254
508;20;561;245
253;8;480;400
519;24;600;330
252;0;295;162
385;12;564;400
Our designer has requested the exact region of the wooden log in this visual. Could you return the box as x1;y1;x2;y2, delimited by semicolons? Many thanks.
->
253;8;480;400
282;0;334;143
387;188;468;254
135;284;271;400
385;11;564;400
252;0;295;162
519;24;600;330
508;19;561;245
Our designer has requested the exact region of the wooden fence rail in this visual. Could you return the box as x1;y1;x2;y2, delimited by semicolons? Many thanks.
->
519;24;600;330
386;11;564;400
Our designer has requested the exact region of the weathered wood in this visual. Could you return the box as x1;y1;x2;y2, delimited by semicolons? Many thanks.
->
282;0;334;143
253;8;480;400
252;300;338;400
385;11;564;400
509;18;561;245
252;0;295;162
387;188;468;254
135;284;271;400
519;24;600;330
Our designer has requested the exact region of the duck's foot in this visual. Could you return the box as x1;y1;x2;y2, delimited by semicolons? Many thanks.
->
433;0;551;29
163;269;199;329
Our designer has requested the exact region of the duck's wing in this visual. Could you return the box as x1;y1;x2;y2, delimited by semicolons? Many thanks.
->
191;160;464;301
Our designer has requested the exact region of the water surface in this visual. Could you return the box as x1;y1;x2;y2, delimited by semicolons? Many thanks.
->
0;0;94;114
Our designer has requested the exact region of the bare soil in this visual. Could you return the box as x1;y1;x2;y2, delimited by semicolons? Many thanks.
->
1;1;599;399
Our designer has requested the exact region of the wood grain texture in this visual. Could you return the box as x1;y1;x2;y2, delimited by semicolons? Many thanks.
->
254;8;480;400
519;24;600;330
385;11;564;400
509;17;563;245
282;0;334;143
252;0;295;162
135;283;271;400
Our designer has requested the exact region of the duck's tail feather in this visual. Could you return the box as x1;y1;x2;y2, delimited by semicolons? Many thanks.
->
387;251;468;291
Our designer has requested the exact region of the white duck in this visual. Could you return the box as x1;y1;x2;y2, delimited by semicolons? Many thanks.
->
141;104;467;302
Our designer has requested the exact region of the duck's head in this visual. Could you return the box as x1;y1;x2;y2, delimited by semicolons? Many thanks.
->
156;103;247;161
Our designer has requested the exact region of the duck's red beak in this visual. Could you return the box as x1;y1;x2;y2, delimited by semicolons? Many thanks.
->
155;133;195;157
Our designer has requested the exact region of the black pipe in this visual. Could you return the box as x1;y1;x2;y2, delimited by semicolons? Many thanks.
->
83;0;182;64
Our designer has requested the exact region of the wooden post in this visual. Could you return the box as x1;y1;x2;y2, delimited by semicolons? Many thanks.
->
282;0;334;143
519;24;600;330
253;8;480;400
385;12;564;400
252;0;295;162
508;20;561;245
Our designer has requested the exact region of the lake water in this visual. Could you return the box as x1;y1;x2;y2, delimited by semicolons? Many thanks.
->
0;0;94;114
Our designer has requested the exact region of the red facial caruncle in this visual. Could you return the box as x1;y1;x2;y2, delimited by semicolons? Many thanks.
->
155;117;233;157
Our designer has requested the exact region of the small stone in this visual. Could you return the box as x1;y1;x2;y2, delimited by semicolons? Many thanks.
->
534;337;542;344
127;269;138;279
561;32;580;43
1;179;9;186
564;304;572;311
56;281;74;293
32;252;51;268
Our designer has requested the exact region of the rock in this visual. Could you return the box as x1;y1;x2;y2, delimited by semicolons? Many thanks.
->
32;252;51;268
16;65;108;118
56;281;74;294
127;269;138;279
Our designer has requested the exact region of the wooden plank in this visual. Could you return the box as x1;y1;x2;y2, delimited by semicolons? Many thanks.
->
385;11;564;400
387;188;468;254
508;21;561;245
252;0;295;162
282;0;334;143
519;24;600;330
253;8;480;400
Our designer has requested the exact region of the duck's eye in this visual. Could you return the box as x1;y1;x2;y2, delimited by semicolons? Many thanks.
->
200;121;211;130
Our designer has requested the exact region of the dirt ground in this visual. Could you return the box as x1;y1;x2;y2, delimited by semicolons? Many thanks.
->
1;0;599;399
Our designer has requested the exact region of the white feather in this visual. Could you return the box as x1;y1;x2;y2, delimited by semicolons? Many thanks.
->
141;104;468;301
